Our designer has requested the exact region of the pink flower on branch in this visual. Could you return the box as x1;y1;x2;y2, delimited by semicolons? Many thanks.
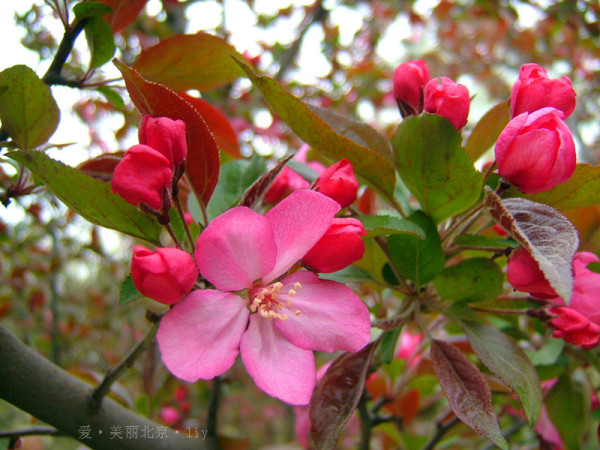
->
313;158;359;208
138;115;188;169
156;190;372;405
424;76;470;130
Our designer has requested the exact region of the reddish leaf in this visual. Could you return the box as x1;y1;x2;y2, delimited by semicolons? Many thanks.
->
178;93;242;159
309;343;376;449
485;187;579;302
99;0;148;32
132;33;245;91
239;154;294;208
114;60;220;207
430;339;508;449
77;152;123;181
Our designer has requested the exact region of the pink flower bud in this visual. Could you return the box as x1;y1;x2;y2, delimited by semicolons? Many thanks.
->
510;63;576;119
139;116;187;168
131;245;197;305
313;159;359;207
424;77;470;130
302;218;366;273
264;167;310;204
111;145;173;211
159;406;181;426
549;252;600;348
495;107;576;193
392;60;430;115
506;247;558;299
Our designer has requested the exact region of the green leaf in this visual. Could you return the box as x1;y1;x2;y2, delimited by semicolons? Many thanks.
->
380;328;402;364
96;86;125;110
462;320;542;426
446;301;484;323
387;211;445;287
287;159;321;183
545;373;589;450
119;275;142;306
526;338;564;366
319;265;373;283
392;114;483;222
430;339;508;449
0;65;60;149
132;32;245;91
8;150;162;243
434;258;503;303
454;234;518;250
521;163;600;210
464;101;510;162
235;57;396;198
207;156;266;219
485;187;579;302
73;1;113;18
358;214;425;239
308;104;393;163
85;17;116;68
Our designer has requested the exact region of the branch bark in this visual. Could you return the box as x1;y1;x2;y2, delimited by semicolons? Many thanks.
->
0;325;218;450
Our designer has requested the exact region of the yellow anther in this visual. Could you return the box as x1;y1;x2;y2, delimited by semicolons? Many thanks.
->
294;282;302;290
294;310;301;316
288;289;296;297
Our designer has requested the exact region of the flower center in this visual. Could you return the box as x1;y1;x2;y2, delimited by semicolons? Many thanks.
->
249;281;302;321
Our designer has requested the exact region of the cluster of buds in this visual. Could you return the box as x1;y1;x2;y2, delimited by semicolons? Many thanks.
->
392;59;470;130
507;248;600;348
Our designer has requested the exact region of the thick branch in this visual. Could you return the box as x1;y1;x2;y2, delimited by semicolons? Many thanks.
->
0;325;217;450
42;17;88;86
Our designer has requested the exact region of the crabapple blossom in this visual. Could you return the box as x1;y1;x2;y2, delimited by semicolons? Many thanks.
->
156;190;371;405
495;107;576;193
130;245;197;305
111;145;173;211
392;59;430;115
510;63;576;119
302;218;366;273
313;158;359;208
424;77;470;130
138;115;188;169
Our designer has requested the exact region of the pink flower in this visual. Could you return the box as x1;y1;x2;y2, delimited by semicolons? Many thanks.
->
156;190;372;405
506;247;558;299
159;406;181;426
495;107;576;194
302;218;366;273
138;116;187;169
510;63;576;119
131;245;197;305
396;330;423;367
392;59;430;115
111;145;173;211
549;252;600;348
313;159;359;207
424;77;470;130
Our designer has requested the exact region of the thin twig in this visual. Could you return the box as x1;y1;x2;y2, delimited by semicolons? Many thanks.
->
42;18;88;86
357;394;372;450
206;376;222;438
422;416;461;450
88;320;161;412
0;427;65;439
173;195;195;250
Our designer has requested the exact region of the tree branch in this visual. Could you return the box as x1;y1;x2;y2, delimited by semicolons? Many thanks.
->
42;17;88;86
0;324;217;450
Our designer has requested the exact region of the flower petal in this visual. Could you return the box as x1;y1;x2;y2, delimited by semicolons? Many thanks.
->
195;207;277;291
240;315;316;405
157;290;249;382
274;271;371;353
263;190;340;282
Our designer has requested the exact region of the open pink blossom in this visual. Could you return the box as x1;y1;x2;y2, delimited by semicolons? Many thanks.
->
156;190;372;405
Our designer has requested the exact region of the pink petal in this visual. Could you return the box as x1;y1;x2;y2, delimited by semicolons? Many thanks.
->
157;290;249;382
240;315;316;405
274;271;371;353
195;207;277;291
263;190;340;282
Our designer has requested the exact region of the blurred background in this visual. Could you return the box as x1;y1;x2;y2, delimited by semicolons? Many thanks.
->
0;0;598;448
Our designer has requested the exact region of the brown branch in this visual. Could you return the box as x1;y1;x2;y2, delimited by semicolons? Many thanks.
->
0;324;217;450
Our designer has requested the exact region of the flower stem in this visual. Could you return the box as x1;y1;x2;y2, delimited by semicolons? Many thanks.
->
88;318;161;412
422;416;461;450
206;376;222;438
164;223;185;250
173;194;195;250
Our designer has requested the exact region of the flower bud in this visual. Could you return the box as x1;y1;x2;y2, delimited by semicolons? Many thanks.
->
495;107;576;193
139;116;188;169
111;145;173;211
548;252;600;348
264;167;310;204
302;218;366;273
313;159;359;207
392;60;430;115
510;63;576;119
424;77;470;130
131;245;197;305
506;247;558;299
